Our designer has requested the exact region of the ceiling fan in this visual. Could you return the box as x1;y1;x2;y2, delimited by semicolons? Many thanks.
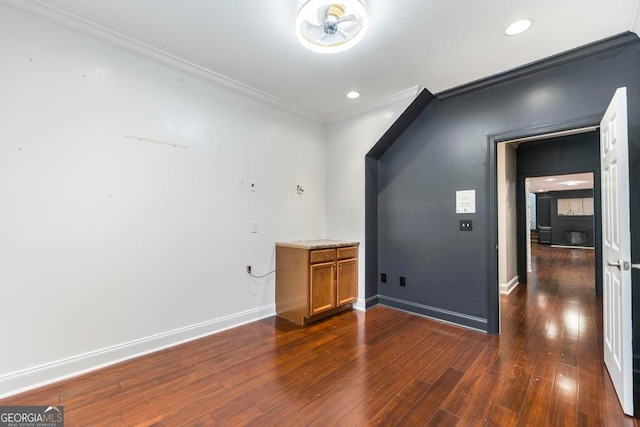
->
296;0;368;54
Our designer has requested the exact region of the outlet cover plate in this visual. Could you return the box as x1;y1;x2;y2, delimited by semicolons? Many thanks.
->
460;220;473;231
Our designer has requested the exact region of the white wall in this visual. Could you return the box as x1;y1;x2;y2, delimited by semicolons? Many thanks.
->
325;92;417;308
497;143;518;294
0;7;326;396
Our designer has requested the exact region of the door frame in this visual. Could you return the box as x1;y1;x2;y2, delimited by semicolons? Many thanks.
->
486;114;601;334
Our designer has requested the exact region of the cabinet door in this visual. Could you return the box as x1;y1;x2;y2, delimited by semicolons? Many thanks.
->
309;262;336;316
337;258;357;306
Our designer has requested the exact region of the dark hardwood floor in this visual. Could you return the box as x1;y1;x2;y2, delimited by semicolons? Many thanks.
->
2;244;638;425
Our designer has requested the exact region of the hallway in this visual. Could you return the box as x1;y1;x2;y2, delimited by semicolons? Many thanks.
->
498;243;636;425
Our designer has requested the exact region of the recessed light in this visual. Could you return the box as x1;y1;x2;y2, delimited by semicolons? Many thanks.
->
346;91;360;99
505;19;533;36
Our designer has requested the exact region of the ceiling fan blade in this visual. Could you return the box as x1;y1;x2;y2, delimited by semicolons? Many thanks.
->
336;30;351;42
317;5;330;26
337;21;360;35
319;33;333;45
317;32;344;46
303;22;328;40
336;14;357;24
336;28;352;39
318;31;345;46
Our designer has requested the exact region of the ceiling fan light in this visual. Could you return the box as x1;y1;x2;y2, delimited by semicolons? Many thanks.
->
296;0;369;54
327;4;345;21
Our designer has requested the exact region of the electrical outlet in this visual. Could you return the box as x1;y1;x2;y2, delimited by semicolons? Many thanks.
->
381;273;387;283
246;266;252;274
250;181;256;192
460;220;473;231
250;221;258;233
400;276;406;287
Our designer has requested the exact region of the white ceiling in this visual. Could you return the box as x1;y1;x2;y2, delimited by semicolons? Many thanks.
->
529;173;594;193
11;0;640;121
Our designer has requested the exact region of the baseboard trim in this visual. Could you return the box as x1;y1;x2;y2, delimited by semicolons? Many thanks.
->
0;304;275;399
365;294;379;309
354;294;379;311
378;295;487;331
500;276;520;295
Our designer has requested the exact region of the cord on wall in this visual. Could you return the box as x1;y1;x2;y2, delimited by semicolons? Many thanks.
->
246;266;276;278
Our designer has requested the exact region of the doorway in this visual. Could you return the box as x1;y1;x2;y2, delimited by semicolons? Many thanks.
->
493;126;602;335
513;131;602;296
497;139;600;293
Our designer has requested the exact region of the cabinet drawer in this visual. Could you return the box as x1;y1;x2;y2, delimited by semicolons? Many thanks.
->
310;249;336;264
337;246;358;260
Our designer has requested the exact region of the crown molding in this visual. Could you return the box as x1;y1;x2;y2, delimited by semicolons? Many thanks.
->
326;85;420;125
0;0;324;123
436;32;640;101
365;88;435;159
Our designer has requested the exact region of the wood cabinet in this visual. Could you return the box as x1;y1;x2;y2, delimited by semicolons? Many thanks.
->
275;240;359;325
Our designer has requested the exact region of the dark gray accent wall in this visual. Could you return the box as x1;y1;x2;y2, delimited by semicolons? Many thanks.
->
365;90;436;308
365;33;640;410
376;94;492;330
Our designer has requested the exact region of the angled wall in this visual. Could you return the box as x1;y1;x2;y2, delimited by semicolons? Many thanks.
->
364;90;436;307
325;89;418;310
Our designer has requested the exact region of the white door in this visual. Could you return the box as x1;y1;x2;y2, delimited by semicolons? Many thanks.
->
601;87;633;415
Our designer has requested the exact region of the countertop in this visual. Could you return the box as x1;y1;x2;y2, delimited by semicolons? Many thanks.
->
275;239;359;249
